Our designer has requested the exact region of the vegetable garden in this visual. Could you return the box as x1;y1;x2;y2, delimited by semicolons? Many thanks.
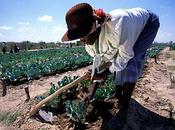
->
0;44;167;85
1;44;175;130
146;44;167;58
0;47;92;85
23;44;168;128
35;74;116;129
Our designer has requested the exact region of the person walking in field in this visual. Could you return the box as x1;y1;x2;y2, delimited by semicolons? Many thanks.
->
2;46;6;54
61;3;160;129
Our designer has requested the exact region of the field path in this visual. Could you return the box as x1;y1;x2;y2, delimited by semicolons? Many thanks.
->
0;66;90;112
123;47;175;130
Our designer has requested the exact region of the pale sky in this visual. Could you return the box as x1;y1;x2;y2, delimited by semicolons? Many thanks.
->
0;0;174;43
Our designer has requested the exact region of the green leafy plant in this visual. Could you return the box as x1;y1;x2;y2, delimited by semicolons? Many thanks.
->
65;100;86;124
46;76;79;107
0;111;21;126
40;75;117;125
1;47;92;84
147;44;166;58
93;75;116;100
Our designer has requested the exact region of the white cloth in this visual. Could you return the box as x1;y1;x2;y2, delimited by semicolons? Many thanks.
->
85;8;149;73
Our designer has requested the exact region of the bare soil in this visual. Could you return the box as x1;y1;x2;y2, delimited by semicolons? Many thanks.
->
0;47;175;130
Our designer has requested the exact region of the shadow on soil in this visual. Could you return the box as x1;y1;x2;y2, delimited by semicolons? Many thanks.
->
86;99;175;130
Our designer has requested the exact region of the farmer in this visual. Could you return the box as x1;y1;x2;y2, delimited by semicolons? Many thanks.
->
61;3;159;129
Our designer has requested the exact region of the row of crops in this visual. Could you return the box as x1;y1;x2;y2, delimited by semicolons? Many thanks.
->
170;43;175;50
36;74;116;125
35;44;168;126
0;44;168;85
146;44;167;58
0;47;92;84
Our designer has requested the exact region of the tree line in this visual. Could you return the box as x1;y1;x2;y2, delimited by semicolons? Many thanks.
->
0;40;83;53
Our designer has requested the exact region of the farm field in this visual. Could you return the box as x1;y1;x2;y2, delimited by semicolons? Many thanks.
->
0;45;175;130
0;47;92;85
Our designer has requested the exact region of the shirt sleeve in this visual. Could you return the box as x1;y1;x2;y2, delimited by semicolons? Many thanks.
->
109;16;135;73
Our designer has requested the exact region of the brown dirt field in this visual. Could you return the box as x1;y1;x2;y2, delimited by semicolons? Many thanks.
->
0;47;175;130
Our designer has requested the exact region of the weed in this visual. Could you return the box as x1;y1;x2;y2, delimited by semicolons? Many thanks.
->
165;52;171;59
0;111;21;126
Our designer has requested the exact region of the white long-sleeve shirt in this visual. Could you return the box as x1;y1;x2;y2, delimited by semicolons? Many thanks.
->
85;8;150;73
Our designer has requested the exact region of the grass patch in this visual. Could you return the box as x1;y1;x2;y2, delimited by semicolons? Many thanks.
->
165;52;171;59
0;111;21;126
39;128;47;130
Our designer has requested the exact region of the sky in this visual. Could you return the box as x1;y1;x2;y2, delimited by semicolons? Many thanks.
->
0;0;174;43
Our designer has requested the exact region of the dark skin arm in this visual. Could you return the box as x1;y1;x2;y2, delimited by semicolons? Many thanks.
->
84;62;112;103
80;17;112;102
84;82;100;104
84;68;111;103
91;61;112;80
91;67;111;80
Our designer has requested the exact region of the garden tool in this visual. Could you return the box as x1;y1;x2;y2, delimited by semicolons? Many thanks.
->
29;73;89;117
85;59;112;103
84;82;100;104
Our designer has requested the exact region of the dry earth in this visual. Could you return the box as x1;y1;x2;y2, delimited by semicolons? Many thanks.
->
0;47;175;130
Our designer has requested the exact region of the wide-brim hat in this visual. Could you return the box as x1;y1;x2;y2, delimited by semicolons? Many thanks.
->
61;3;95;42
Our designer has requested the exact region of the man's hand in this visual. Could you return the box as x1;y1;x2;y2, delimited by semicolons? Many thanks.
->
84;62;112;81
92;68;109;80
92;61;112;81
84;69;92;80
98;62;112;72
84;82;100;104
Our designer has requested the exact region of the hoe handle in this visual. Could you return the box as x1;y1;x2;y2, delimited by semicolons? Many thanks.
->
29;73;89;117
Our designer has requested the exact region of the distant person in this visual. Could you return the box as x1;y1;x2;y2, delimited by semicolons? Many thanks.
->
61;3;160;129
69;43;72;48
14;44;20;53
9;48;13;53
2;46;6;54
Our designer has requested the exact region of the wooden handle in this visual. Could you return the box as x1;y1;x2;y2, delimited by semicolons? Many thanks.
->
29;73;89;117
98;62;112;71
